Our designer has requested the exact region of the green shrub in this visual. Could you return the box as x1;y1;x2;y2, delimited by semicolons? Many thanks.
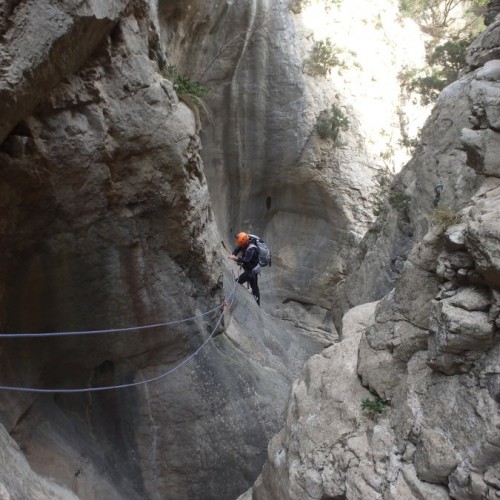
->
162;64;212;128
397;0;485;105
304;38;347;76
371;169;411;216
398;133;421;155
164;64;210;98
315;104;349;145
399;0;487;38
400;37;473;105
397;0;484;105
292;0;341;13
361;391;390;416
372;169;393;216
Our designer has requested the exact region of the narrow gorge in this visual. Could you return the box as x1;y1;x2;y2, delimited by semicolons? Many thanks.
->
0;0;498;499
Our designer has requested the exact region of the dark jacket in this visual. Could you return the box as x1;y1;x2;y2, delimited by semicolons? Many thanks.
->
232;243;260;273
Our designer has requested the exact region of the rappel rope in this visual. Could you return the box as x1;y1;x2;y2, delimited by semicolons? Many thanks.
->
0;305;222;338
0;265;238;393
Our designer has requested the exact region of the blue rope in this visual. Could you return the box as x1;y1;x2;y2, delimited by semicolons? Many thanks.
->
0;276;237;393
0;304;223;338
0;252;240;338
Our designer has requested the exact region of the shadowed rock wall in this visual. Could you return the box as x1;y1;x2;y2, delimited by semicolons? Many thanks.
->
0;1;330;498
247;11;500;499
0;0;461;498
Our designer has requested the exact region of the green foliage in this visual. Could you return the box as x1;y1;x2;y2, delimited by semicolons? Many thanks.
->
372;169;394;216
429;37;472;73
304;38;347;76
398;130;421;154
164;64;211;98
315;104;349;145
399;36;472;105
162;64;212;128
388;191;411;210
412;70;448;104
361;391;390;416
399;0;487;38
398;1;486;104
293;0;342;12
372;169;411;216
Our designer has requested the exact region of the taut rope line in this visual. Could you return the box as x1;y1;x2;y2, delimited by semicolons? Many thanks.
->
0;305;222;338
0;276;237;393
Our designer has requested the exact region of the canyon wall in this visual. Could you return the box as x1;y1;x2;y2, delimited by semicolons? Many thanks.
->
0;1;332;498
246;10;500;500
2;0;490;499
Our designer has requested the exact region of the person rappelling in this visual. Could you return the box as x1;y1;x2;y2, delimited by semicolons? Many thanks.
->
433;180;444;207
228;232;262;306
227;231;272;307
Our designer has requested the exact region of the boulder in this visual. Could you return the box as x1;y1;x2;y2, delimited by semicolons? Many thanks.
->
414;427;460;484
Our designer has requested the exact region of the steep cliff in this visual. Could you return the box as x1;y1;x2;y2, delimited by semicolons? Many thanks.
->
2;0;491;499
0;1;329;498
187;0;429;329
248;9;500;500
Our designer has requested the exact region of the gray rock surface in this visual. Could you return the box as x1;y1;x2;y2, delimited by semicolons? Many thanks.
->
0;422;78;500
1;0;498;499
0;0;129;144
247;13;500;500
0;2;333;498
250;302;378;500
168;0;430;331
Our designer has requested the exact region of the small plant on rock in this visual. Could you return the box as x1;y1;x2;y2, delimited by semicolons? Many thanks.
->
291;0;341;14
372;169;393;216
315;104;349;145
398;134;421;155
372;167;411;216
163;64;212;128
361;391;390;417
164;64;210;98
304;38;347;76
398;37;475;105
388;191;411;211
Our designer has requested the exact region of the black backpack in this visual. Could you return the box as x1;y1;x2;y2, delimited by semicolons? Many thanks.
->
249;234;272;267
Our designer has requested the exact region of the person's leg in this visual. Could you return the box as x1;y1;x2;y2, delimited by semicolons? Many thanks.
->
237;272;260;305
237;272;249;286
249;275;260;306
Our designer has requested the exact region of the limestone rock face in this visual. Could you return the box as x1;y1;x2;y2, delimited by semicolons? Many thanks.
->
0;423;78;500
338;70;480;318
414;427;460;484
251;302;378;500
0;1;328;499
0;0;129;144
2;0;496;499
247;14;500;500
159;0;430;331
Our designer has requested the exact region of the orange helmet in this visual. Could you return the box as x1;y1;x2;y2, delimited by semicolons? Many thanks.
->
235;232;250;246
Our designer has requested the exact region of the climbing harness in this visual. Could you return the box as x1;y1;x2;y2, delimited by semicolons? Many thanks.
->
0;277;237;393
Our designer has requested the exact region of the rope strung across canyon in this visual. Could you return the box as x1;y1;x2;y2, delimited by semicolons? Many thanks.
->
0;301;223;338
0;274;237;393
0;253;240;339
